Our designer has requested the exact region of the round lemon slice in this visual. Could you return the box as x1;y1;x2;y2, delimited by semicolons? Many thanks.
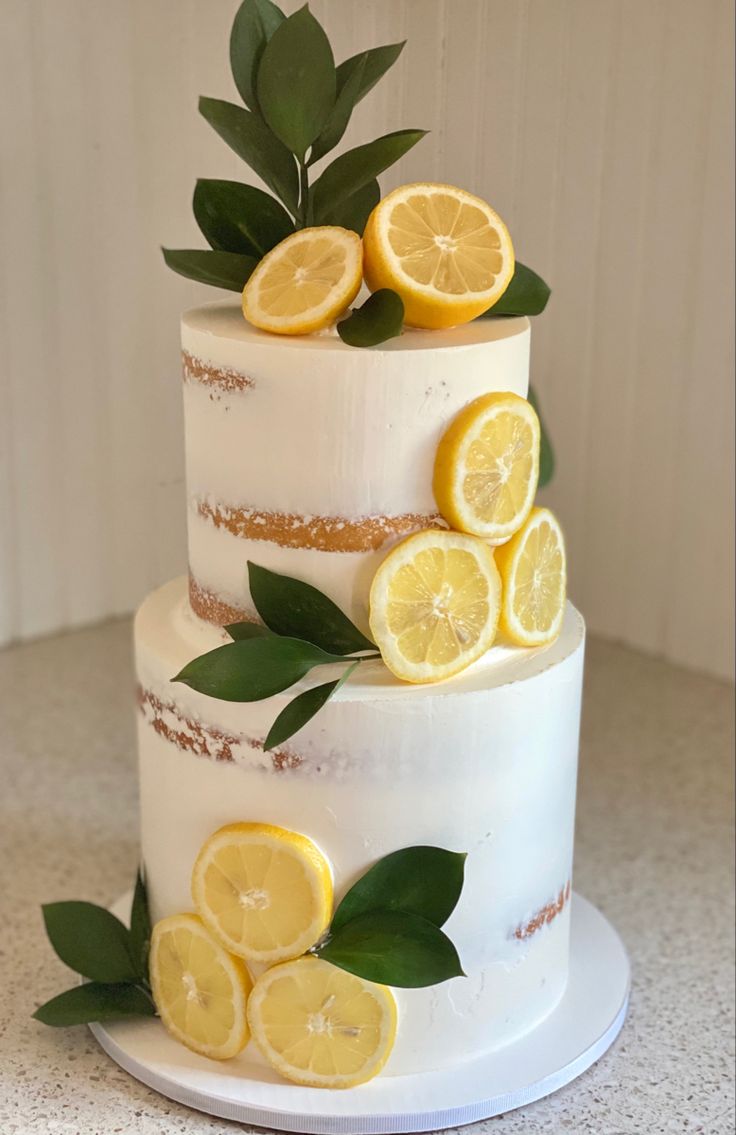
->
191;822;333;965
495;507;567;646
149;913;252;1060
369;529;501;683
433;391;540;543
363;182;514;328
247;956;397;1088
242;226;362;335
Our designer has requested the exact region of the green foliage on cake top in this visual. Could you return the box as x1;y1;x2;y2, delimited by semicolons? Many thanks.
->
173;562;380;749
32;872;157;1027
162;0;423;291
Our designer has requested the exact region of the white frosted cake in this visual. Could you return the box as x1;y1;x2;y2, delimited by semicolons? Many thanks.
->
134;304;584;1077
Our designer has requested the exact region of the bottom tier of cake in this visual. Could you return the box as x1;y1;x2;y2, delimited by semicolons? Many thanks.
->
134;577;585;1077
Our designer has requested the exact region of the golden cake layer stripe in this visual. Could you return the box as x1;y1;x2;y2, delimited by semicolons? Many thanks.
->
188;575;256;626
182;350;255;393
512;881;572;940
194;498;446;553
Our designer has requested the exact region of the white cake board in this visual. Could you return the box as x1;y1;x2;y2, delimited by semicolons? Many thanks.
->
90;892;629;1133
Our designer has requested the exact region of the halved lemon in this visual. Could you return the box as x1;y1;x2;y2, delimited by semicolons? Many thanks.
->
191;822;333;965
242;226;362;335
149;913;251;1060
248;956;397;1088
495;507;567;646
369;529;501;683
433;391;540;543
363;182;514;328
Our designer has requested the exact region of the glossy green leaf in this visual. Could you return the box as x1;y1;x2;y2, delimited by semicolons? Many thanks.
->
229;0;284;111
257;6;336;161
481;261;551;317
308;53;366;166
337;289;404;348
199;97;299;215
248;562;376;655
528;384;555;488
128;872;151;985
33;982;156;1027
317;910;465;988
264;661;358;751
42;902;137;984
320;178;380;235
161;248;257;292
335;41;405;107
224;621;274;641
193;180;293;257
332;846;467;933
172;636;345;703
312;129;427;222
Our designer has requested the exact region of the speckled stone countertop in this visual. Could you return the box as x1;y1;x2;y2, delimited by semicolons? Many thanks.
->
0;619;733;1134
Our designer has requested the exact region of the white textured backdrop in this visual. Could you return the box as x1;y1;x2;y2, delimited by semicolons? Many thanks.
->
1;0;734;679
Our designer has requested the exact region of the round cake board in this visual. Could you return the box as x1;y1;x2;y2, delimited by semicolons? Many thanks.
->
90;893;629;1134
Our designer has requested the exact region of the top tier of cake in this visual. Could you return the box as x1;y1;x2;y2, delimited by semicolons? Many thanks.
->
182;302;530;632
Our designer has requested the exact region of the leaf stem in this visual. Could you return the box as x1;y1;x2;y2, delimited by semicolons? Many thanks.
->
298;162;309;229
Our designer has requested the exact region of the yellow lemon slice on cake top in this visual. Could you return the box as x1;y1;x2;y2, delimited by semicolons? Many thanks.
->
369;529;501;683
495;507;567;646
363;182;514;328
242;227;362;335
149;913;252;1060
191;821;333;965
434;391;540;544
248;955;397;1088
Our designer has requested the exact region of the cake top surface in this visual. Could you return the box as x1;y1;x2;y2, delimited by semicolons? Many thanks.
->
182;301;530;355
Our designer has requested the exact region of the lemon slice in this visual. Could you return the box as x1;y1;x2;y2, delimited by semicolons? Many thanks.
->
242;226;362;335
495;507;567;646
363;182;514;328
247;956;397;1088
369;529;501;683
191;822;333;965
433;391;540;543
149;913;251;1060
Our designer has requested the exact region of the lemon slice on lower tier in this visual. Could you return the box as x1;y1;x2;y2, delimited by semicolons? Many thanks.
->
495;507;567;646
433;391;540;543
191;822;333;965
369;529;502;683
363;182;514;328
242;226;362;335
247;956;397;1088
149;913;252;1060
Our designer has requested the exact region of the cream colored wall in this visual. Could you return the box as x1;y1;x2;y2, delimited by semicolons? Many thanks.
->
1;0;733;679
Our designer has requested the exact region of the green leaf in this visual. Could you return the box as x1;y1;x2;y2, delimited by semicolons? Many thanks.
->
199;97;299;215
225;621;274;641
161;248;257;292
128;872;151;985
335;41;405;108
312;130;427;222
528;384;555;488
193;180;294;258
42;902;137;983
332;847;466;933
337;289;404;348
320;178;380;235
229;0;285;111
248;562;376;655
264;661;359;751
317;910;464;988
33;982;155;1027
172;636;345;703
257;6;336;162
481;261;551;317
308;53;367;166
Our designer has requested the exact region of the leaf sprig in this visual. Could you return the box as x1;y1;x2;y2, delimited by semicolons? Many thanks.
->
33;872;156;1027
162;0;422;292
173;562;379;748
